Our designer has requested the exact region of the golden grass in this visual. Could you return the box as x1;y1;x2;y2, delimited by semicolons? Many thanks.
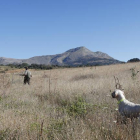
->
0;63;140;139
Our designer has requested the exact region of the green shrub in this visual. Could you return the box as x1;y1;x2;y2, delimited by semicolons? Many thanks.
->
66;96;91;117
130;67;139;80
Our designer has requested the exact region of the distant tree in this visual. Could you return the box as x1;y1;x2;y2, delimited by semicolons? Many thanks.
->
6;63;74;70
7;64;14;68
127;58;140;63
21;63;29;67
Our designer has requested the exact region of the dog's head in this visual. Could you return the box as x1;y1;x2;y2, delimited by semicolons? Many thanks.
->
112;89;125;99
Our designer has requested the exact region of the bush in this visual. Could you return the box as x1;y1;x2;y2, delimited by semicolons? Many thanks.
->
66;96;91;117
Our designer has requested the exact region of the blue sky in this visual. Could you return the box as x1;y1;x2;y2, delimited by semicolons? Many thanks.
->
0;0;140;62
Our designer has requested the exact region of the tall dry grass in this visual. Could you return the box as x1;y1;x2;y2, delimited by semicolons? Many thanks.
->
0;63;140;139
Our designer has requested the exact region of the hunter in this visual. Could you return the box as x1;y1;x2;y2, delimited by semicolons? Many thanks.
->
22;67;32;85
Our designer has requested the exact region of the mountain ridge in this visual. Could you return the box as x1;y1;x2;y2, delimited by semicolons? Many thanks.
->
0;47;121;66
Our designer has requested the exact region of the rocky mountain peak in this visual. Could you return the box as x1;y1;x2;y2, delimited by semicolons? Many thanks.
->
66;46;88;52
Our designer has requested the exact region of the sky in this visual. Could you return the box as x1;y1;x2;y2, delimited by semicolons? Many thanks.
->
0;0;140;62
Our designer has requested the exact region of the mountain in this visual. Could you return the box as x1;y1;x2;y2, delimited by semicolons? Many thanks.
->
0;47;121;66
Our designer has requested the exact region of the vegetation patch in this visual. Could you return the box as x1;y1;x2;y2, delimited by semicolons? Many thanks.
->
0;128;19;140
71;74;95;81
47;119;67;140
130;67;139;80
66;96;89;117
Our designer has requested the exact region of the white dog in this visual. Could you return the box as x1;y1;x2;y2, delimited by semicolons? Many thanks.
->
112;89;140;119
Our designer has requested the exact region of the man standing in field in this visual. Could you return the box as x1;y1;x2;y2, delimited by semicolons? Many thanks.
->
22;67;32;85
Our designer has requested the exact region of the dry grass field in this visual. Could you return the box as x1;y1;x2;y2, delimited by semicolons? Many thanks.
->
0;63;140;139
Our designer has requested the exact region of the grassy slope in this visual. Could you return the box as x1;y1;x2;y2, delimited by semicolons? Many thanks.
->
0;63;140;139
